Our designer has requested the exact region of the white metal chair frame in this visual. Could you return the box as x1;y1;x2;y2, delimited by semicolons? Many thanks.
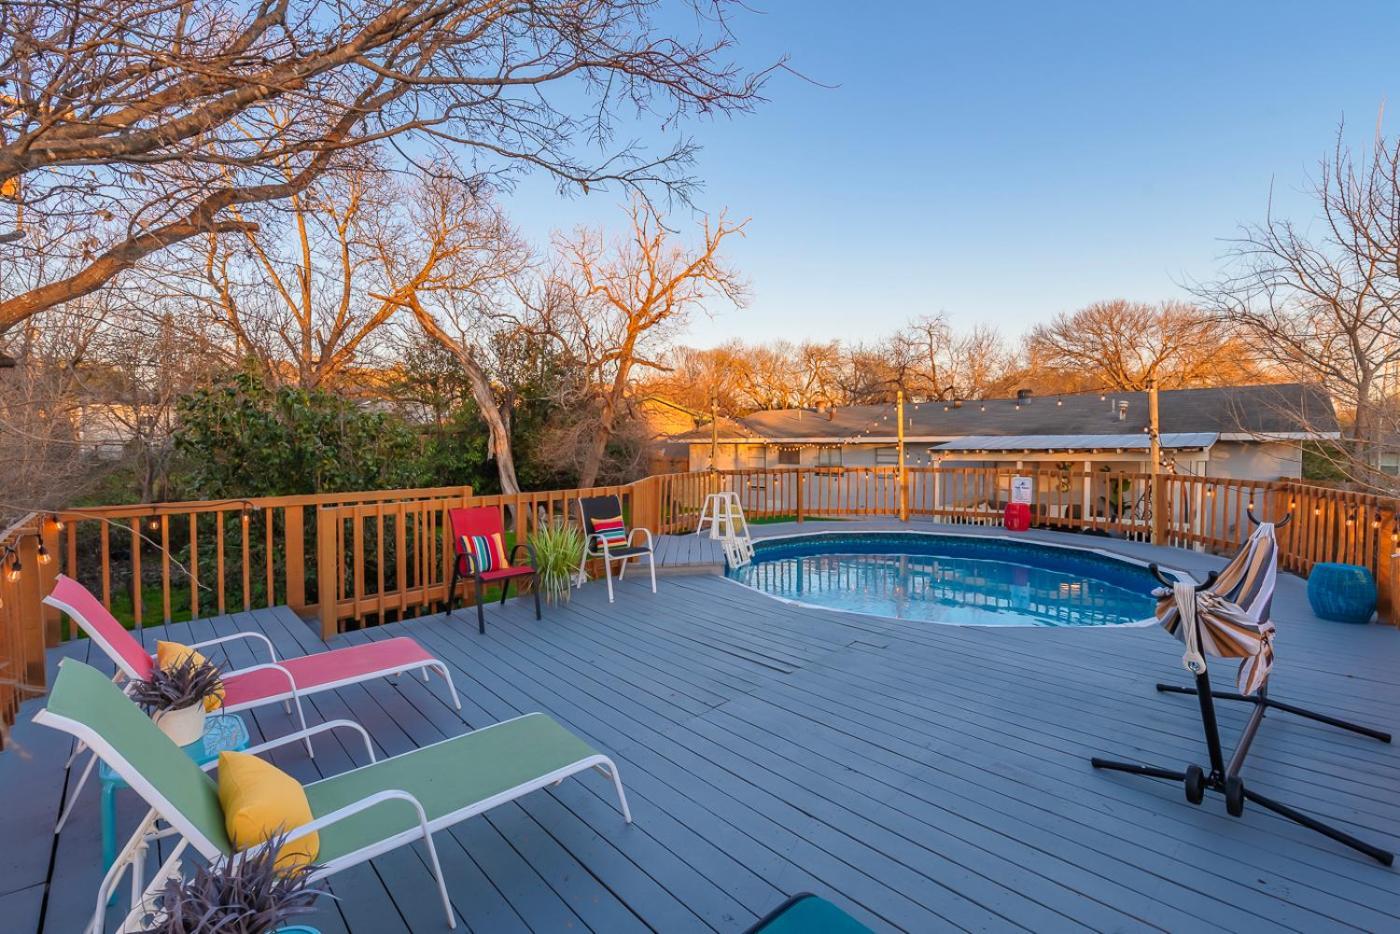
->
577;526;657;603
35;700;632;934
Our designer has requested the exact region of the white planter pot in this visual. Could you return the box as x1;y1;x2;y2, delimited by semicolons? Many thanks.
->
153;703;207;746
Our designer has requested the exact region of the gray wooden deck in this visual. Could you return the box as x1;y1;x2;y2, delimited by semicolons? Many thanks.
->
6;527;1400;932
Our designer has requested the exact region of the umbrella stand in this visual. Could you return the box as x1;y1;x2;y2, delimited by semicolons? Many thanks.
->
1090;571;1394;866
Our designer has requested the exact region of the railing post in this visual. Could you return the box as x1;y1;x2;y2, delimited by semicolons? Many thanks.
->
315;506;338;640
1151;473;1167;546
284;505;306;614
39;516;62;646
796;470;805;523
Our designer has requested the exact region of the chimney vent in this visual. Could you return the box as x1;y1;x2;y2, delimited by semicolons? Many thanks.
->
1117;400;1129;421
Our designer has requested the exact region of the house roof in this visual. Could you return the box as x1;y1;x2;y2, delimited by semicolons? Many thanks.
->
932;432;1218;453
675;383;1339;444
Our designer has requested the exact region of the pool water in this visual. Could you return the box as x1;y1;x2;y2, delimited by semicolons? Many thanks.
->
726;533;1159;627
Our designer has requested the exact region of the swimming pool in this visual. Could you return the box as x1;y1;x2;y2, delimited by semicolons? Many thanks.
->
725;532;1160;627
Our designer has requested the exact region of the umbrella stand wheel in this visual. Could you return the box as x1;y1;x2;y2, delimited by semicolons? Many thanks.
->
1225;776;1246;817
1183;765;1206;805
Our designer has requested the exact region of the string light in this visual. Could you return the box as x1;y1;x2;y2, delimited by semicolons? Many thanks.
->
147;515;161;532
5;550;20;583
36;541;51;565
50;513;65;532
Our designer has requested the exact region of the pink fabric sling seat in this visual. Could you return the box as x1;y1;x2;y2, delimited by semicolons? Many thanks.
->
44;574;462;719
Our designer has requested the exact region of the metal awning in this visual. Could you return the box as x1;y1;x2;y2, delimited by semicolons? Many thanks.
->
930;432;1218;454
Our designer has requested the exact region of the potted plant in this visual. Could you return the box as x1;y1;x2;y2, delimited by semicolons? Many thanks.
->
141;831;329;934
129;655;224;746
530;519;586;605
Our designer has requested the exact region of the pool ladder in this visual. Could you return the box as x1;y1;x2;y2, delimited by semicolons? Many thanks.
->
700;492;754;569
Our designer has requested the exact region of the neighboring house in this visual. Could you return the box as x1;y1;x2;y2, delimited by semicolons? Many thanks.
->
675;383;1339;483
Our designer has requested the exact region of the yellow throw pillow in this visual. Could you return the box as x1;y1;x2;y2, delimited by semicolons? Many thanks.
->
218;750;319;871
156;640;225;712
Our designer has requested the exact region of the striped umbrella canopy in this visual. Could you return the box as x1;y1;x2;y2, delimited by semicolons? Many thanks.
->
1156;523;1278;695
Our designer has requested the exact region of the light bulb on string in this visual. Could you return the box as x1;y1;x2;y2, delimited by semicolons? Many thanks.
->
36;541;51;565
5;550;20;583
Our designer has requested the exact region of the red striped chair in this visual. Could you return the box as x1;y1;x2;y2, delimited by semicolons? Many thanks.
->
448;506;540;634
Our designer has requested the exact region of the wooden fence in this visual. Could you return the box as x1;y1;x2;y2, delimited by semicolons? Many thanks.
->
0;514;61;748
1;467;1396;742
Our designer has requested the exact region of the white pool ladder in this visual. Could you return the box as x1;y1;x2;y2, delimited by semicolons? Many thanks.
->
698;492;754;568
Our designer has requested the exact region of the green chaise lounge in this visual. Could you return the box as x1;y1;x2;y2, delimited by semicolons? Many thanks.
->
35;659;632;934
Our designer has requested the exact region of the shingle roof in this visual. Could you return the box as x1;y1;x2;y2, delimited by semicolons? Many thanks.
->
674;383;1339;443
932;432;1219;452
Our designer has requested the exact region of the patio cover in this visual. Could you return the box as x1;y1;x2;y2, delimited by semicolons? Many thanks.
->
930;431;1217;454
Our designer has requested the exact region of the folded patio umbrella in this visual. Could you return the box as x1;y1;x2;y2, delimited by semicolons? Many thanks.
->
1154;522;1278;694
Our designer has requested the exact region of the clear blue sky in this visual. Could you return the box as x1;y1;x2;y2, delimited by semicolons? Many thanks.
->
502;1;1400;348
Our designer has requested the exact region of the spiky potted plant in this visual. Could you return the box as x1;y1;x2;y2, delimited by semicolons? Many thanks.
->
129;655;224;746
141;831;329;933
529;519;586;605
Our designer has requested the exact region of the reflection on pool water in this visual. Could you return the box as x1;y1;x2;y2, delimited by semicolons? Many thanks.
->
725;533;1159;627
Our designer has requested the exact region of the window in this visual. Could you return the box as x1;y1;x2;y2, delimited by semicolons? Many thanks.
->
777;447;801;466
738;445;767;469
817;446;842;467
874;446;900;465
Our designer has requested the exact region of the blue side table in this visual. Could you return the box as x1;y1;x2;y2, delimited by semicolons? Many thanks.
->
99;712;250;869
1307;562;1378;624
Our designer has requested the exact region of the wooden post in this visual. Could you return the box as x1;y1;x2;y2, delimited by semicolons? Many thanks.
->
897;390;908;522
710;394;719;471
39;516;61;646
1148;378;1167;546
284;505;306;613
315;506;338;640
796;469;805;523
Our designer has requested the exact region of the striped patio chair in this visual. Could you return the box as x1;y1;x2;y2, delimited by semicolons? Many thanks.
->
576;495;656;603
446;506;540;634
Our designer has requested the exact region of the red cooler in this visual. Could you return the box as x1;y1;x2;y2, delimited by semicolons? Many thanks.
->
1003;502;1031;532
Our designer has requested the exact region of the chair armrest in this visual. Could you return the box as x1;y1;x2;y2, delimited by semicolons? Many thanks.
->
586;533;611;557
185;631;279;664
213;719;377;767
217;661;300;699
509;542;537;568
251;788;432;855
627;528;654;552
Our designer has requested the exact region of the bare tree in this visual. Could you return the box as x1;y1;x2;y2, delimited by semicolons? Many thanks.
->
549;198;746;486
186;157;423;389
1026;299;1257;392
391;180;535;494
0;0;772;333
1199;126;1400;489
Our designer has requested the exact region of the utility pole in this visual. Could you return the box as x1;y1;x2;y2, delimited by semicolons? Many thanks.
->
1148;377;1165;545
897;389;908;522
709;393;719;471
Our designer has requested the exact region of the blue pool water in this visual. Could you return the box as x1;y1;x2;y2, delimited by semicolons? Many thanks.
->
725;533;1159;627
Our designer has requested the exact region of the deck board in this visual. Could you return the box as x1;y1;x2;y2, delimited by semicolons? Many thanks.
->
12;523;1400;932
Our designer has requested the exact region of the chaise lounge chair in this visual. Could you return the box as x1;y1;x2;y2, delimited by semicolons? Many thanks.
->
36;658;633;933
576;494;656;603
446;506;540;634
46;574;462;833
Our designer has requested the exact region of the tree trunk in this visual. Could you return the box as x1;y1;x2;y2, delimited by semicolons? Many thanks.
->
406;299;520;495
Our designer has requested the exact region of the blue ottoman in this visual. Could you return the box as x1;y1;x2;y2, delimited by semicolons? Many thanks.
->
1307;563;1377;624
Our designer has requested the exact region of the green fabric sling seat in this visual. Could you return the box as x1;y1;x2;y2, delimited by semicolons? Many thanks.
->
35;659;632;933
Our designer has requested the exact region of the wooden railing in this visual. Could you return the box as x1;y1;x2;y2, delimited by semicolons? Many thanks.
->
1;466;1396;738
0;514;61;747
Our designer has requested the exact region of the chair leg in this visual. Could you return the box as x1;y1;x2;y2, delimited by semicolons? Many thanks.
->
446;568;461;617
499;579;510;606
433;663;463;710
291;692;315;759
55;749;99;835
532;575;541;620
604;556;615;602
595;758;633;823
421;828;456;929
475;575;486;634
647;551;657;593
